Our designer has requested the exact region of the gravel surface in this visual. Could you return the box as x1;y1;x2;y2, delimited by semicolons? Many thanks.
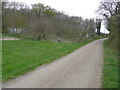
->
3;39;106;88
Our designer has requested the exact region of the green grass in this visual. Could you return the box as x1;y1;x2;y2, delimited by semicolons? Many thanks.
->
2;40;94;82
102;40;119;88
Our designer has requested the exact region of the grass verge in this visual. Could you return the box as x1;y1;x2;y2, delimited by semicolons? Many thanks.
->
2;40;95;82
102;40;119;88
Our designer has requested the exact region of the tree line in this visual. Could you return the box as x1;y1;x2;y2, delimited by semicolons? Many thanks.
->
97;0;120;49
2;2;98;42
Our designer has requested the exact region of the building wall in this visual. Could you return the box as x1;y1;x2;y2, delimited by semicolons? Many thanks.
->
7;28;26;34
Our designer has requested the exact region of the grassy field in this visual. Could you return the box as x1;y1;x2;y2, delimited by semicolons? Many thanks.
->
102;40;119;88
2;40;94;81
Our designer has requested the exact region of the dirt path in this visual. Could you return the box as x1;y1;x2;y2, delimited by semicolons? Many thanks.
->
0;37;20;41
3;39;106;88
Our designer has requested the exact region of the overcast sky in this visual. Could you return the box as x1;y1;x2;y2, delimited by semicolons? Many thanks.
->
8;0;109;33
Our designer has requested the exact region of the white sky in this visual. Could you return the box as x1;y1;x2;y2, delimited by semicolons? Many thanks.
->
8;0;109;33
